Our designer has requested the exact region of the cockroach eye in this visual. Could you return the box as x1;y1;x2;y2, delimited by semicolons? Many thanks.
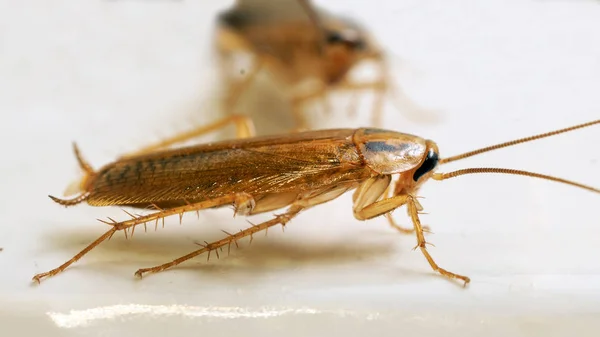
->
413;149;439;181
326;30;366;50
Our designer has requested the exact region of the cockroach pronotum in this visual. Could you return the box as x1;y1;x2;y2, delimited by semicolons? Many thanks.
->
33;116;599;286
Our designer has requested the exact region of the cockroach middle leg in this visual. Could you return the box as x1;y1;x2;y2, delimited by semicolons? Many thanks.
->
134;205;304;278
122;114;256;158
32;194;250;283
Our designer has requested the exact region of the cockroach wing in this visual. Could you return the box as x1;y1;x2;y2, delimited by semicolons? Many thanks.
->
86;129;369;207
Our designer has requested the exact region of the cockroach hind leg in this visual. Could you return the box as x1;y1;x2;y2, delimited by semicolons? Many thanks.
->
32;227;118;284
133;205;304;279
35;195;242;283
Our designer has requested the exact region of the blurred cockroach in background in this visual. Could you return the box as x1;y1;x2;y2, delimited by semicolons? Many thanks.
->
213;0;434;131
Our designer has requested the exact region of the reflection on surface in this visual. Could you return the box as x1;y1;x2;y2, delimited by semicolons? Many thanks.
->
48;304;381;328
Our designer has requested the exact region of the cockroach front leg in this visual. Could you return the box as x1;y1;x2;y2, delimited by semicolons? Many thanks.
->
381;186;423;234
405;195;470;286
352;176;418;234
352;179;469;286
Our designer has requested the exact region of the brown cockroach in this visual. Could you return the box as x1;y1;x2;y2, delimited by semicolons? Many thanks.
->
33;116;599;286
215;0;426;129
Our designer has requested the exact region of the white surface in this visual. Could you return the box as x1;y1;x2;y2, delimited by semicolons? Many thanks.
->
1;0;600;336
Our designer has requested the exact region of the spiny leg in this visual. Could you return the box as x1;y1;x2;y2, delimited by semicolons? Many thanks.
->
134;205;304;278
406;195;470;286
32;227;118;283
121;115;256;158
32;194;248;283
110;194;251;232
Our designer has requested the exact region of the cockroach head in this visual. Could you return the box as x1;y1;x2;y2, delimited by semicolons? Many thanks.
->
318;10;370;52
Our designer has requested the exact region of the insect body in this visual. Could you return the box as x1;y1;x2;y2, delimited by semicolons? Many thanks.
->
33;119;600;285
215;0;424;128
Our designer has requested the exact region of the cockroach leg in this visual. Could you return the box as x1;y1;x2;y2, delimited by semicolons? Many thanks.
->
354;194;410;221
383;188;430;234
233;193;256;217
353;175;429;235
32;227;118;283
406;195;470;286
380;185;417;234
384;213;414;234
32;194;250;283
223;59;264;114
134;184;355;278
336;79;387;126
108;194;251;232
121;114;256;158
134;205;304;278
352;182;465;285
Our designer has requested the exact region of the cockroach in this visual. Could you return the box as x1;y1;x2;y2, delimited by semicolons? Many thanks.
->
33;116;599;286
215;0;427;129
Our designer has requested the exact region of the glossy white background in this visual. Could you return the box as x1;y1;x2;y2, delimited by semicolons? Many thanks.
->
1;0;599;336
